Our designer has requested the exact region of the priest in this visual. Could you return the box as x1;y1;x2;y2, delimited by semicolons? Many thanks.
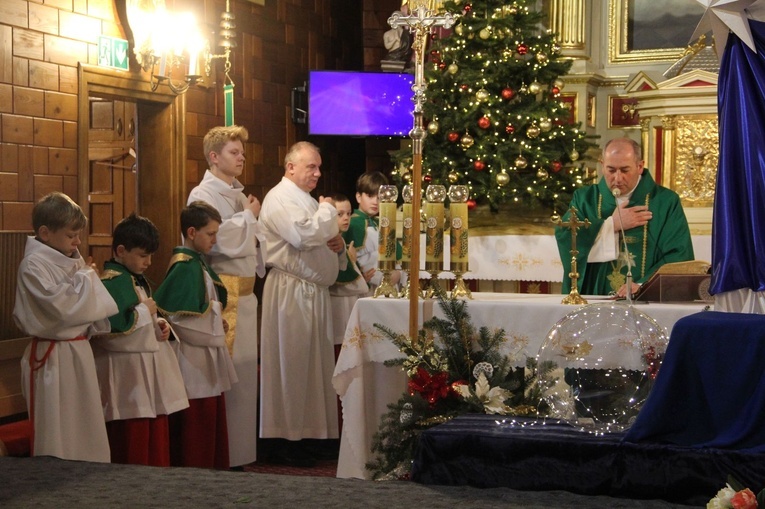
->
555;138;694;297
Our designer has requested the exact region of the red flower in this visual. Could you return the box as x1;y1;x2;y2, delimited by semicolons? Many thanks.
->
731;488;758;509
408;367;452;407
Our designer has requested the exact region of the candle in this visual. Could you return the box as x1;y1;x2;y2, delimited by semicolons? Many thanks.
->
450;202;468;264
187;50;198;76
378;201;397;263
448;185;470;269
425;185;446;270
401;203;412;263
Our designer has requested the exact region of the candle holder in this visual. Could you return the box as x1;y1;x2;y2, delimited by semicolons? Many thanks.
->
448;185;472;299
374;185;399;298
423;184;446;299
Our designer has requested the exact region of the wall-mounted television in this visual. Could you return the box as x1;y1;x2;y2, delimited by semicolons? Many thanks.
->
308;71;414;137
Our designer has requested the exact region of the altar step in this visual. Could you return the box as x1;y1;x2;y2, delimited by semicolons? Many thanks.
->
412;414;765;506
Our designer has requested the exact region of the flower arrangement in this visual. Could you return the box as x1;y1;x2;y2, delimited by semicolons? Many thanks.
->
708;477;765;509
365;292;554;479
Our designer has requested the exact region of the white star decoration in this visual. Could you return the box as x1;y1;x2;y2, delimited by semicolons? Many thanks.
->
691;0;759;56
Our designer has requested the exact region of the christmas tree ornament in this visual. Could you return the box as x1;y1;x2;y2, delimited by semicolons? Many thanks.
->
515;155;528;169
553;78;564;90
460;84;469;91
403;171;413;184
424;173;433;183
505;124;515;134
473;160;485;171
526;125;541;138
503;5;518;15
427;121;439;134
536;53;548;64
537;168;549;179
496;170;510;186
448;131;460;143
475;88;490;102
463;4;472;14
455;24;463;35
551;86;561;96
438;62;446;70
551;160;563;172
448;63;459;74
467;198;477;210
479;27;491;39
552;43;561;54
519;84;528;94
570;149;580;161
448;170;460;184
478;116;490;129
501;87;515;100
539;118;552;132
528;81;542;94
517;43;528;55
460;133;474;148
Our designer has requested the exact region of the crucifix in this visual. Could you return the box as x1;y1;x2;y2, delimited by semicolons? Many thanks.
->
389;2;456;343
554;206;590;305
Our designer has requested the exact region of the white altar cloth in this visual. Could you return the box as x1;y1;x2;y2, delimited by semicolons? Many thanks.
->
332;293;710;479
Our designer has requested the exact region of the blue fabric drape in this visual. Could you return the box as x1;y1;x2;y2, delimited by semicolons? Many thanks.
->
711;19;765;294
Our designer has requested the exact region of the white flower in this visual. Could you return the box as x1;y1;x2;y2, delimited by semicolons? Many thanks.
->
455;373;511;415
706;485;736;509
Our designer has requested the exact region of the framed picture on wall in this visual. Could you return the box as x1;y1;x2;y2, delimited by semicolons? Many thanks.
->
608;0;706;63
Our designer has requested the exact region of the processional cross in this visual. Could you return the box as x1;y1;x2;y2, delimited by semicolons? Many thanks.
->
554;206;590;305
389;2;456;343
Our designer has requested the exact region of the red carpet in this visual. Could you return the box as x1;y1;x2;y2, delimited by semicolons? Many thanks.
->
244;459;337;477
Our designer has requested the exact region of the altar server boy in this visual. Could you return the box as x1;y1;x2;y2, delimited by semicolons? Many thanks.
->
13;192;118;462
155;201;237;469
92;213;189;466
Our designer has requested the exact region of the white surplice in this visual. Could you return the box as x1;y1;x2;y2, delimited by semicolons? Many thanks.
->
188;169;264;466
259;177;343;440
92;292;188;421
13;237;118;463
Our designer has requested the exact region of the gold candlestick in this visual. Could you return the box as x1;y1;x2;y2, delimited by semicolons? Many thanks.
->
423;184;446;299
554;206;590;305
448;185;472;299
374;185;399;298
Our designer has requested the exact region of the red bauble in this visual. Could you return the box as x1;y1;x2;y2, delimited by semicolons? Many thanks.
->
463;4;472;13
517;43;528;55
460;84;469;91
551;161;563;173
501;87;515;100
430;33;438;40
473;160;486;171
467;199;477;210
505;124;515;134
424;174;433;183
478;116;490;129
439;62;446;70
447;131;460;142
551;86;561;95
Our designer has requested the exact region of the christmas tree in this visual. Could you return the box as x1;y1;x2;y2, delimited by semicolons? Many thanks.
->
392;0;594;212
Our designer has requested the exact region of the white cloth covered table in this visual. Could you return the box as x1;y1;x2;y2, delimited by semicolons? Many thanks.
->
332;293;710;479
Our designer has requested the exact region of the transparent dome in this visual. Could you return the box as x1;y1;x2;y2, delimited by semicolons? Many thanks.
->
535;303;668;432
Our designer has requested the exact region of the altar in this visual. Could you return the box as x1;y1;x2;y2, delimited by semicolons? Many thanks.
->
332;293;711;479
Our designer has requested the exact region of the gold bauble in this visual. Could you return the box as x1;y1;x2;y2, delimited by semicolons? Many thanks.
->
528;81;542;94
447;63;459;74
427;121;439;134
537;168;549;179
476;88;490;102
460;133;474;148
539;119;552;132
570;149;580;161
550;211;561;223
455;24;463;35
526;125;541;138
515;155;528;169
536;53;548;64
403;171;413;184
553;78;564;90
496;170;510;186
448;171;460;184
479;28;491;40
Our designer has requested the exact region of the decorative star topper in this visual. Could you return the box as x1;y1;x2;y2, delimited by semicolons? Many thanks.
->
691;0;759;57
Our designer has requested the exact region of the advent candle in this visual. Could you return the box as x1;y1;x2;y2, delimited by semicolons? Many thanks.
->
448;185;469;269
424;185;446;271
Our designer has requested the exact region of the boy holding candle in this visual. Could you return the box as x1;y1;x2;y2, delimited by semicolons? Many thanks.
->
344;172;403;295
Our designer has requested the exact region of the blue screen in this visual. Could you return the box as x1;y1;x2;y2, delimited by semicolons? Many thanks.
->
308;71;414;136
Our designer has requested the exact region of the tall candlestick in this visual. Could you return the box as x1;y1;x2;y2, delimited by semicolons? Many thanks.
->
374;185;399;298
448;185;471;299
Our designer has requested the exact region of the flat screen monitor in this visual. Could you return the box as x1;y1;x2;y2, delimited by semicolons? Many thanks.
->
308;71;414;136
